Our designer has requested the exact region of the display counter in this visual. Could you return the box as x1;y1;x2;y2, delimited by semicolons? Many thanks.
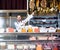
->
0;32;59;50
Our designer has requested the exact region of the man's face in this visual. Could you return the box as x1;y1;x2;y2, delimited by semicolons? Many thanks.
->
17;15;21;21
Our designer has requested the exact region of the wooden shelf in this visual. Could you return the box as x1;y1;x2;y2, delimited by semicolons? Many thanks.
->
0;10;27;13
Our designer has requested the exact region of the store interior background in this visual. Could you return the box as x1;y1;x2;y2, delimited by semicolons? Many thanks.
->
0;0;60;50
0;0;27;28
0;0;60;28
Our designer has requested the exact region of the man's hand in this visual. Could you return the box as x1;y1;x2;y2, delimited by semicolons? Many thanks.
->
27;10;36;15
31;10;36;15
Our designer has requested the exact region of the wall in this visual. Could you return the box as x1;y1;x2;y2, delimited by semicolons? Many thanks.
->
0;0;27;10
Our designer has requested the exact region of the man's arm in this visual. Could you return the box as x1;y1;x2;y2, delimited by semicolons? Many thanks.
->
22;11;35;24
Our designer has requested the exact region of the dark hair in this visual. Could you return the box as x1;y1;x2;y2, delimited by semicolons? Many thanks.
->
17;15;21;17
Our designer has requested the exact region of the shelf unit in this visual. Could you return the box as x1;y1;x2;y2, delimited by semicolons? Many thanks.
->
0;32;59;50
28;14;60;50
58;13;60;27
0;32;59;41
29;15;58;27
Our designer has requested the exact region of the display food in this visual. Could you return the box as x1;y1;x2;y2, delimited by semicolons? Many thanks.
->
56;28;60;32
21;28;27;33
0;43;59;50
37;36;48;40
0;42;6;49
29;44;36;49
18;28;21;32
44;44;52;50
0;28;5;33
33;27;40;33
28;27;33;33
56;29;60;32
7;44;15;49
16;44;23;50
53;47;58;50
6;27;15;33
40;27;48;32
36;44;43;50
36;0;39;8
48;27;56;32
4;26;58;33
23;44;29;50
29;36;36;40
18;26;27;33
41;0;47;8
29;0;35;12
53;43;58;50
58;2;60;11
48;36;57;40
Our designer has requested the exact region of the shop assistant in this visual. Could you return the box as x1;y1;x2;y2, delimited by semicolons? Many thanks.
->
14;12;35;31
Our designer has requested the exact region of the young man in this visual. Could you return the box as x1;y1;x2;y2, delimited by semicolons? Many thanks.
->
14;12;35;31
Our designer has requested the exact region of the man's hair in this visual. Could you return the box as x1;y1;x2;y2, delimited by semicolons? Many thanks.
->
17;15;21;17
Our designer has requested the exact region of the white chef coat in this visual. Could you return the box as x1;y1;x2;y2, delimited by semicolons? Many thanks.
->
14;13;34;30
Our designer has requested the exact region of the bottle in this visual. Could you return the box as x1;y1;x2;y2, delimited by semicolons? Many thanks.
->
34;27;40;33
53;45;58;50
21;28;26;33
36;44;43;50
28;27;33;33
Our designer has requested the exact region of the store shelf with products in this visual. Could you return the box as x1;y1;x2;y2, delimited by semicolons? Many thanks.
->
29;15;58;27
0;33;59;50
0;39;59;42
0;41;59;50
0;32;60;36
0;32;59;42
58;13;60;28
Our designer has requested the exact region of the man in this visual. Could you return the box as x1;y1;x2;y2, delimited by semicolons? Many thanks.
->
14;12;35;31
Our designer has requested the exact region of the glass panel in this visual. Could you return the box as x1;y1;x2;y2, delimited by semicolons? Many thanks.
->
0;13;6;28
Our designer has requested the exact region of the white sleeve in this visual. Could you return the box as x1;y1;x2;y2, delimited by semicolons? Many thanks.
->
14;21;25;30
14;22;20;30
22;14;33;23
